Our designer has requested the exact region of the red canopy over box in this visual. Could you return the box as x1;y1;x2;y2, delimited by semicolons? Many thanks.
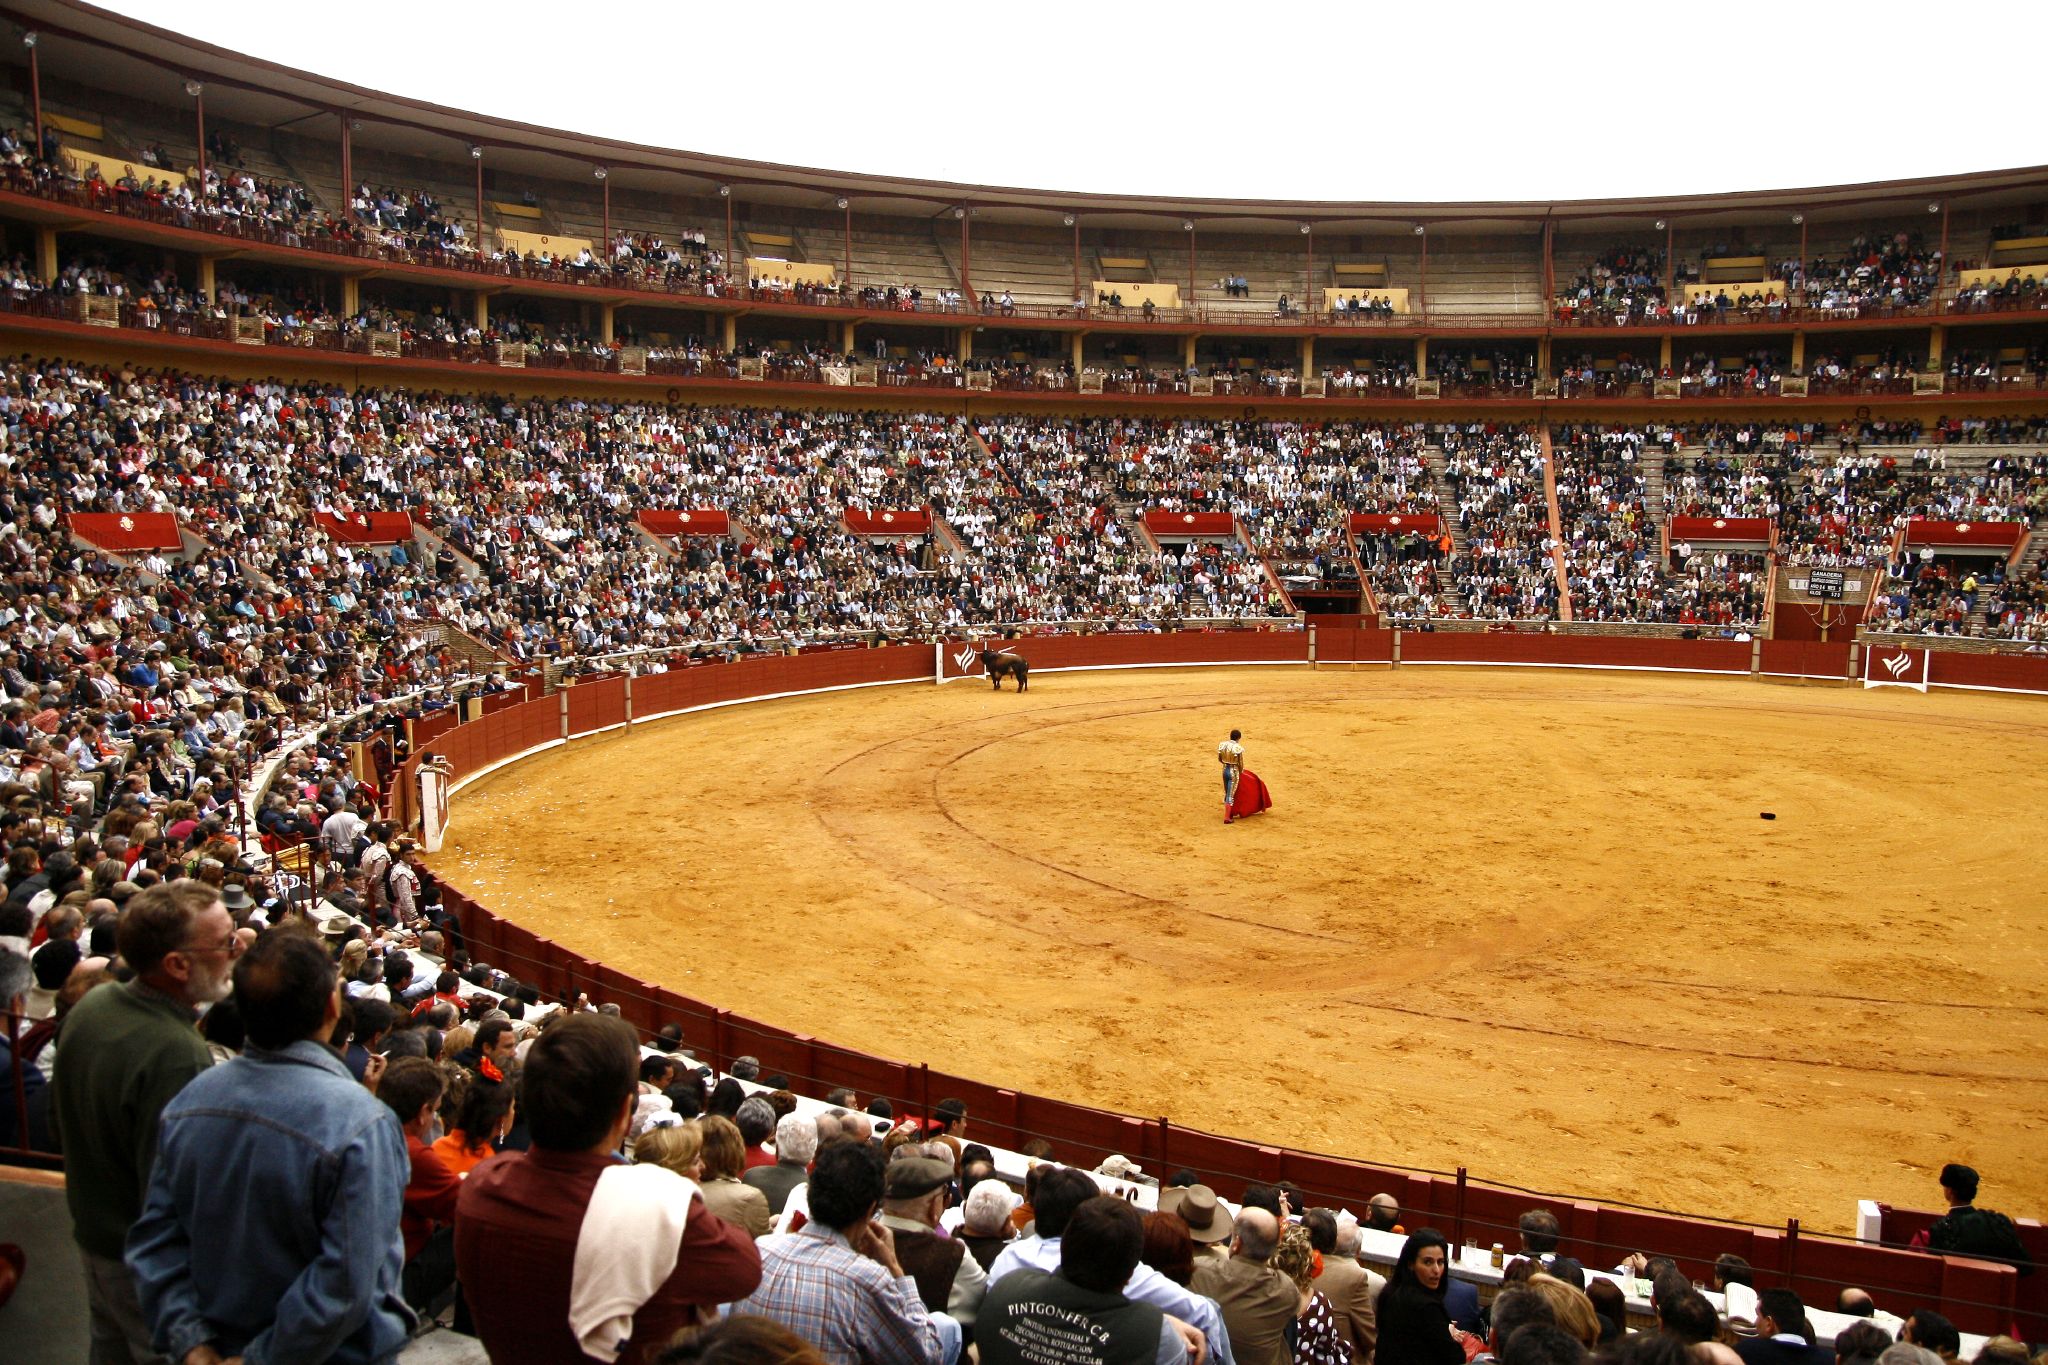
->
1348;512;1445;536
313;511;416;545
1902;519;2026;548
68;512;182;552
638;510;732;537
844;509;932;535
1143;510;1236;537
1668;516;1773;544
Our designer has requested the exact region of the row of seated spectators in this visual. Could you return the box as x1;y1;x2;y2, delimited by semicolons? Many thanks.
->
1953;269;2047;313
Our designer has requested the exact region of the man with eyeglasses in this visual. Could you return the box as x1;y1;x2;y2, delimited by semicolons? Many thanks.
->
50;880;232;1365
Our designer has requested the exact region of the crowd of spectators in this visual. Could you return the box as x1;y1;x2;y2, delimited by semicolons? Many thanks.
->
1552;427;1665;623
1429;351;1539;393
1553;247;1670;325
10;861;2037;1365
1953;269;2046;313
1799;233;1944;314
1439;426;1559;621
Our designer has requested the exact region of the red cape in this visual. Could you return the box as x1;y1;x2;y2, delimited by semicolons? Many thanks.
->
1230;769;1273;820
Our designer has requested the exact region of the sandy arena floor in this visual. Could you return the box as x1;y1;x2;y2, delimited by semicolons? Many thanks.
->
432;666;2048;1234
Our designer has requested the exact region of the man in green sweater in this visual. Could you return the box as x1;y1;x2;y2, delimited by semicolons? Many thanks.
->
51;880;233;1365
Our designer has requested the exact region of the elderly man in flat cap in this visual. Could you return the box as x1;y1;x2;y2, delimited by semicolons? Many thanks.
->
879;1156;987;1331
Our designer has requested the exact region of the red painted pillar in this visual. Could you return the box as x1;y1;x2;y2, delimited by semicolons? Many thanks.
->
959;207;972;301
1305;226;1313;321
1187;222;1196;308
1665;220;1675;299
26;38;42;161
1071;217;1081;303
843;199;851;286
724;191;734;285
600;172;610;250
1542;219;1554;303
473;150;483;249
1937;203;1950;286
1418;227;1429;316
339;114;352;223
193;85;206;185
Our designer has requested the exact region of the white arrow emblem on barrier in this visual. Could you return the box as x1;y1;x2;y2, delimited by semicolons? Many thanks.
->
953;647;979;672
1883;653;1913;678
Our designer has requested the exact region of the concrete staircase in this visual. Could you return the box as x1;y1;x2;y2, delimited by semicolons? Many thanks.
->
1537;428;1574;620
410;616;515;676
1413;444;1472;617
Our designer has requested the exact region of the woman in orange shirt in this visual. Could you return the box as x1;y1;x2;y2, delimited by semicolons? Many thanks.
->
432;1072;516;1177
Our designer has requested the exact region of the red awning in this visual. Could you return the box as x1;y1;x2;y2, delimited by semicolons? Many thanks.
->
845;509;932;535
1668;516;1773;544
68;512;183;552
638;510;732;537
1143;510;1236;537
1902;519;2026;548
312;511;415;545
1348;512;1445;536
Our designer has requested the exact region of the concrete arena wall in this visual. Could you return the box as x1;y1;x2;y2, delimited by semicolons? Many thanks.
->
414;631;2047;1334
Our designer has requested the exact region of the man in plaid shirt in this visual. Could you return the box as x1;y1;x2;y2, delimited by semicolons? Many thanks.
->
739;1140;960;1365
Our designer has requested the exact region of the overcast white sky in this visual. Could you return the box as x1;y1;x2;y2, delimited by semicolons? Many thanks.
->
100;0;2045;203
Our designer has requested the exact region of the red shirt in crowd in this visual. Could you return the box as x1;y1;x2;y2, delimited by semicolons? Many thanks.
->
402;1134;462;1261
455;1148;761;1365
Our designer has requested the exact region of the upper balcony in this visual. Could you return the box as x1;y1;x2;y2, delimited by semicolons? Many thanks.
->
0;0;2045;346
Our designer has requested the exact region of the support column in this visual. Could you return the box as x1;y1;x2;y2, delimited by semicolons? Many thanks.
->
1659;335;1673;370
840;321;856;354
1300;334;1316;381
1180;334;1196;370
1537;337;1551;380
599;301;615;345
957;327;973;363
196;256;216;305
339;114;353;222
473;291;489;332
26;39;42;162
1415;336;1428;374
34;225;57;285
340;275;360;314
1070;331;1085;374
720;314;737;351
1790;329;1805;372
1927;324;1944;370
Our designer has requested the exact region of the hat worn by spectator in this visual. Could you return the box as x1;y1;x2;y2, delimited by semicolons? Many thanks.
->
221;885;255;913
883;1157;954;1202
1158;1183;1235;1243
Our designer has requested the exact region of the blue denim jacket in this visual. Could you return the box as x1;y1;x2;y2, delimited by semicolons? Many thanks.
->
127;1039;414;1365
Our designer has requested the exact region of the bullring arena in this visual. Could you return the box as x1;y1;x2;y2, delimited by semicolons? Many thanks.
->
12;2;2048;1359
434;655;2048;1235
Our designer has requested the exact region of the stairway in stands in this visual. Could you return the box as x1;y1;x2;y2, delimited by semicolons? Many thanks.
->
1414;441;1471;617
1640;449;1671;524
409;616;516;677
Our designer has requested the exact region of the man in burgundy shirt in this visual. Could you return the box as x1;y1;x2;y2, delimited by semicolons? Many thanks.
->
456;1014;761;1364
376;1056;462;1314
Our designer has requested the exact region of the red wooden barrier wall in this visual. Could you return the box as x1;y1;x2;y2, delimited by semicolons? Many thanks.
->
415;634;2033;1334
